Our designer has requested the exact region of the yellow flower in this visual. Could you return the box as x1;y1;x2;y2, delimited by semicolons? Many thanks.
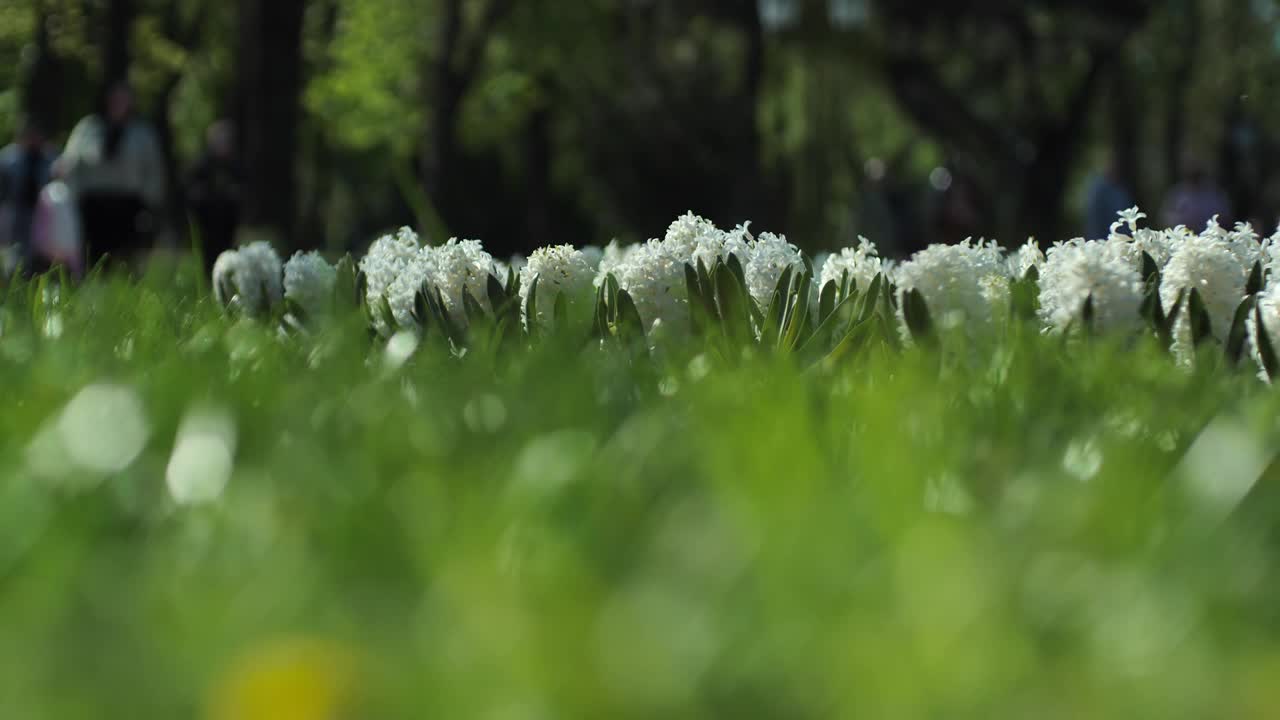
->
208;638;356;720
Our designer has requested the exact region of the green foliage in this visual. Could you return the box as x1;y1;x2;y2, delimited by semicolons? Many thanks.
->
305;0;428;158
4;263;1280;717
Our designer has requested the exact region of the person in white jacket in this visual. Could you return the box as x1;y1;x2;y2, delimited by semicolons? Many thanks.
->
60;82;165;267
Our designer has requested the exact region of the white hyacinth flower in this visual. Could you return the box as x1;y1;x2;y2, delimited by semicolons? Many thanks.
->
744;231;805;309
212;241;283;317
384;247;437;329
580;245;605;271
664;212;720;261
1248;282;1280;382
595;240;637;287
283;251;337;319
613;238;688;333
1160;232;1250;358
430;238;497;326
894;239;1007;336
520;245;595;329
821;236;883;295
359;227;422;332
688;220;753;272
1007;239;1044;280
1038;239;1143;334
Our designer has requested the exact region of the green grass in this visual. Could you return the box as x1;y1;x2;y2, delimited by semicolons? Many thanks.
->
3;257;1280;719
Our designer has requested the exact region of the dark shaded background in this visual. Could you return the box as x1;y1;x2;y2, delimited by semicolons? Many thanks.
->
3;0;1279;258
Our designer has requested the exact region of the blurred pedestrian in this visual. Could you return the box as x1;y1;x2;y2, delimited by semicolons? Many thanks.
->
60;82;166;267
1161;157;1231;231
0;115;58;275
185;120;241;270
1084;154;1134;239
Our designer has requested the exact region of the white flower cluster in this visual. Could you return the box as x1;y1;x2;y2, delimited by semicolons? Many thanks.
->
360;227;423;333
599;213;806;332
219;207;1280;375
744;232;806;309
1038;239;1143;334
1249;283;1280;382
611;238;691;333
520;245;595;328
431;238;498;324
1007;239;1044;280
894;239;1007;334
1160;232;1251;349
821;236;883;295
212;241;283;317
360;229;498;332
283;251;337;319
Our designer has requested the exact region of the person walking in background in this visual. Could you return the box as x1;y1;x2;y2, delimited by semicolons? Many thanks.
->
60;82;165;267
0;116;58;275
185;120;241;271
1084;154;1135;239
1161;157;1231;231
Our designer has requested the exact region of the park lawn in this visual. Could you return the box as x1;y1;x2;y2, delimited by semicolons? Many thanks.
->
1;258;1279;718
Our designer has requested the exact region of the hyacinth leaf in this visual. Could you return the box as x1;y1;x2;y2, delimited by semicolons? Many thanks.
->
435;287;468;345
84;252;111;288
614;288;645;340
902;287;934;343
590;281;608;340
761;266;794;347
1141;252;1159;285
713;262;754;346
1139;283;1162;325
696;259;714;300
880;271;896;311
604;273;621;309
723;253;763;328
463;289;489;330
686;263;711;335
553;290;569;331
378;295;397;334
417;285;451;342
1226;296;1255;367
1081;294;1096;336
1188;288;1213;347
814;315;876;370
818;281;838;326
486;275;508;317
1010;274;1039;322
506;266;521;297
29;273;48;331
283;298;307;328
875;311;902;353
781;273;812;352
1160;289;1184;350
856;273;883;325
1257;303;1280;382
797;290;859;361
354;267;368;306
726;253;748;293
839;270;854;302
684;264;702;307
524;276;540;339
1247;261;1265;297
411;287;431;333
333;254;357;307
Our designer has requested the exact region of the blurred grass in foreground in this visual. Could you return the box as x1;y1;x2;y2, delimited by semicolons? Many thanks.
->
2;259;1280;719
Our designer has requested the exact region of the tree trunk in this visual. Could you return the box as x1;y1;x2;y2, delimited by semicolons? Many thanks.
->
236;0;307;248
104;0;134;85
1163;0;1199;181
24;1;65;128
